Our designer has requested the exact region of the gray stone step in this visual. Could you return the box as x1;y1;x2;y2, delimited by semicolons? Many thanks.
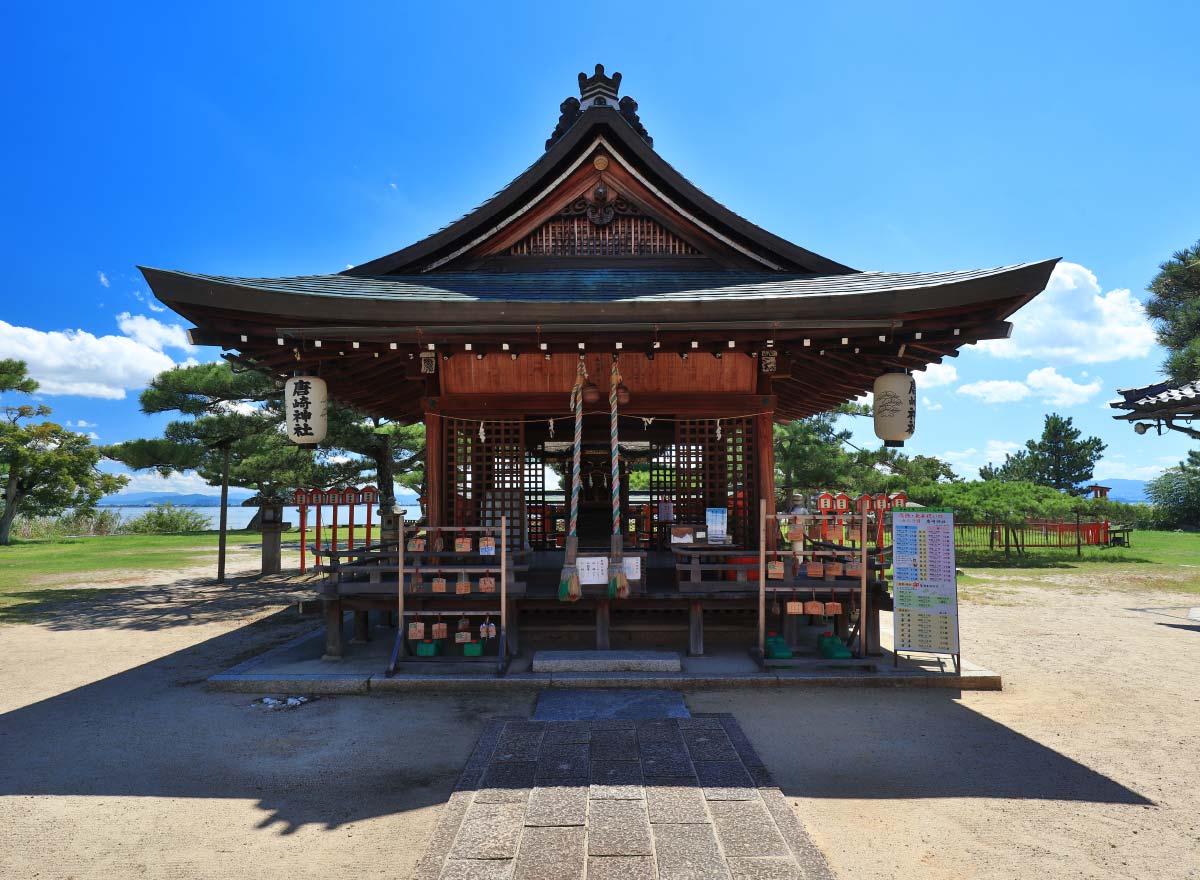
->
532;650;682;674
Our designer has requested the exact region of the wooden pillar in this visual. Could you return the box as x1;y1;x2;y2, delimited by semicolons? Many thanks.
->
506;598;520;657
352;609;370;643
216;441;231;584
322;598;344;660
755;401;777;553
596;599;611;650
866;592;882;655
424;405;443;528
688;599;704;656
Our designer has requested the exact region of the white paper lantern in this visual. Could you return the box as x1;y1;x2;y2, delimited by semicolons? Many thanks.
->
873;372;915;447
285;376;328;445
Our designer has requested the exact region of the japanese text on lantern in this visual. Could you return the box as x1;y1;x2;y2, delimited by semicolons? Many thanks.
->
291;379;314;438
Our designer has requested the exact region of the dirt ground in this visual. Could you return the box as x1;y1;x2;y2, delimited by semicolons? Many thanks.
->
1;559;1198;880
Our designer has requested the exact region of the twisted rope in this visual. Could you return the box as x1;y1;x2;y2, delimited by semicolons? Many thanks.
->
568;360;586;539
610;359;621;540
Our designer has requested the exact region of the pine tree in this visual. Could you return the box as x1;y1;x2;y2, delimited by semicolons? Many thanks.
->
1144;239;1200;383
982;414;1105;494
1;360;127;544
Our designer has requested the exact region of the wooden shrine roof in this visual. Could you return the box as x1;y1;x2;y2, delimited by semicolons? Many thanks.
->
138;64;1060;425
1111;378;1200;422
142;261;1056;325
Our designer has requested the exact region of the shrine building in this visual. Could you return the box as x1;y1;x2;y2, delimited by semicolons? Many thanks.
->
141;65;1057;666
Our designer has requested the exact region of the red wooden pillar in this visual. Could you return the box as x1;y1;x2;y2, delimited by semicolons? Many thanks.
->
315;498;322;556
298;504;307;573
293;489;308;574
425;405;444;529
332;499;339;553
755;372;776;553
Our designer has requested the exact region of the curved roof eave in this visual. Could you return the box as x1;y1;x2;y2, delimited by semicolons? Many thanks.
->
140;259;1059;328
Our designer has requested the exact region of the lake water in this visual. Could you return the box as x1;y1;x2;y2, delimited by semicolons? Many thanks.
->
107;504;422;530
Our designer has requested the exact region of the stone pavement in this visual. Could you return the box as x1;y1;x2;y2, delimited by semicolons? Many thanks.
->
414;715;834;880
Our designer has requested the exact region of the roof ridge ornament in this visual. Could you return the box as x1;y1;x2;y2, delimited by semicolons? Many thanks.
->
546;64;652;151
579;63;622;105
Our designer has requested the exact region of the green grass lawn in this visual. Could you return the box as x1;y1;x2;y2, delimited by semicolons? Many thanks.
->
957;529;1200;596
0;525;392;614
0;530;272;591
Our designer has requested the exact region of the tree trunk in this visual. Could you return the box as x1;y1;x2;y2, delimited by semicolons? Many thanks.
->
0;473;22;546
372;441;396;509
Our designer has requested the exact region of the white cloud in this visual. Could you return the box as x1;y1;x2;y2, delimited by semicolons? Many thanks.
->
956;367;1104;407
941;439;1021;479
131;289;167;313
65;419;97;428
388;182;397;190
984;440;1021;463
1093;460;1167;481
86;431;100;441
112;470;218;495
913;363;957;388
220;400;262;416
941;447;978;469
977;262;1155;363
957;379;1031;403
97;271;109;288
0;320;178;399
922;395;943;412
115;312;190;351
1024;367;1103;406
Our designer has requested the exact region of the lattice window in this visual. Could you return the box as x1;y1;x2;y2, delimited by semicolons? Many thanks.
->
672;419;758;547
524;445;549;550
443;420;528;548
506;214;700;257
649;441;676;548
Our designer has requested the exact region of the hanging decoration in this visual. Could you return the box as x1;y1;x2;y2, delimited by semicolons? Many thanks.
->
478;420;487;442
608;358;629;599
873;371;916;447
558;360;587;602
284;376;328;444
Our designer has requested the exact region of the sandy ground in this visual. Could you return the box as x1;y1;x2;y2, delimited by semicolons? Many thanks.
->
1;560;1198;879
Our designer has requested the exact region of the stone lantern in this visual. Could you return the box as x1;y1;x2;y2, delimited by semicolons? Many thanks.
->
243;495;291;575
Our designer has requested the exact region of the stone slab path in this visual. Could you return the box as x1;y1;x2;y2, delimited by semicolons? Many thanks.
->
414;715;834;880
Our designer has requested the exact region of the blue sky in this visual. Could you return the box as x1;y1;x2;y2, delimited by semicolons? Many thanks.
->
2;2;1197;495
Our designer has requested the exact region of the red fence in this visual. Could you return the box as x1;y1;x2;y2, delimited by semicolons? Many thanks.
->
954;519;1110;551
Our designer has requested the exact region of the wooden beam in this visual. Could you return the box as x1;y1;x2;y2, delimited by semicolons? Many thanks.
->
425;392;776;417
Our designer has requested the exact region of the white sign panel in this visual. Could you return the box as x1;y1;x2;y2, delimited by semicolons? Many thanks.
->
622;556;641;581
577;556;609;585
705;508;728;541
892;508;960;655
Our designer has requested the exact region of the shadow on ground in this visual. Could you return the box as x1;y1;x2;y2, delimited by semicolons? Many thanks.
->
0;572;319;629
0;605;533;834
0;628;1150;844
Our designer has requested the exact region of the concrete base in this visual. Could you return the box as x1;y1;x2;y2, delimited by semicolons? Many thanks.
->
532;650;682;674
207;622;1002;693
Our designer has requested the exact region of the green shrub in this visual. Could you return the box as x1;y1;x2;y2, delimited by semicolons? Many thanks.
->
13;509;125;540
122;503;211;534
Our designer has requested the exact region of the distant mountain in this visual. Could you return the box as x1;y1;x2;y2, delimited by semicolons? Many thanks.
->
101;486;422;507
100;490;255;507
1099;479;1148;504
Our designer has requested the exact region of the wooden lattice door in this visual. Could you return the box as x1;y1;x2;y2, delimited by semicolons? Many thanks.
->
443;420;530;548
